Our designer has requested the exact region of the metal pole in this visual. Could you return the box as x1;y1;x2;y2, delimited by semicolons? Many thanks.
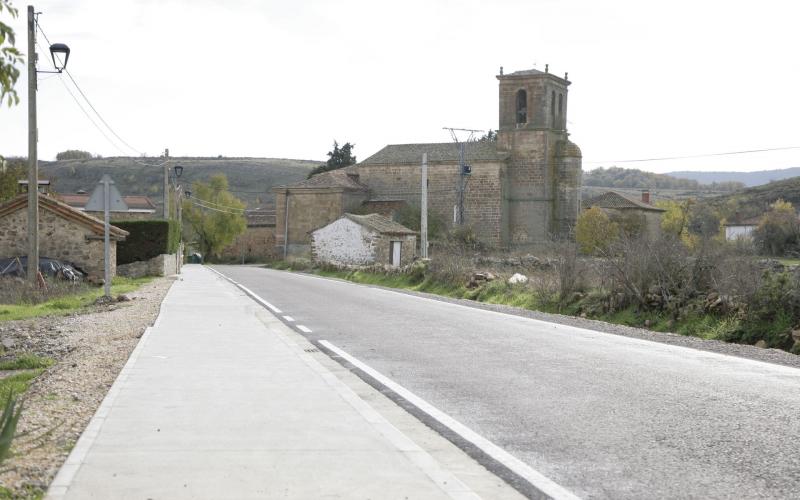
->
103;177;111;297
176;188;182;272
420;153;428;258
163;148;169;220
282;190;290;259
26;6;39;284
458;142;465;226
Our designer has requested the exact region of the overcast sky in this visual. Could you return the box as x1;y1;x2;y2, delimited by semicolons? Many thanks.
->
0;0;798;173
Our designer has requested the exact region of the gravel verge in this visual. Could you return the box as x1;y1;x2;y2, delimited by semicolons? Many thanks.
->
306;272;800;370
0;277;174;498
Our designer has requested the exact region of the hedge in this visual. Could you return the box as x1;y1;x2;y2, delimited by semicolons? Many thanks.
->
114;220;181;265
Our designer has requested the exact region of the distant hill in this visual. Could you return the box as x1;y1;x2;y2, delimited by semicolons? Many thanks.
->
705;176;800;219
667;167;800;187
39;157;319;211
584;167;744;191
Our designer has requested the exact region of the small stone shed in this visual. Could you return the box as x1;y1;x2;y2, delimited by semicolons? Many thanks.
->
0;193;128;279
311;213;417;267
583;191;665;240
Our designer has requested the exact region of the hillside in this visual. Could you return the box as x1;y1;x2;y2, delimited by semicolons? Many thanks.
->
39;157;319;209
584;166;744;191
705;176;800;218
667;167;800;187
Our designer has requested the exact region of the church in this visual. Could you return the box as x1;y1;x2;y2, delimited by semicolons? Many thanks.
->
273;67;582;257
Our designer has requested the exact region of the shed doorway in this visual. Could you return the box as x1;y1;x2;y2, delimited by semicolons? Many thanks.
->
390;241;402;267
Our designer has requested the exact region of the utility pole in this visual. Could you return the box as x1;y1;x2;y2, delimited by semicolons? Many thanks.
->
443;127;481;227
163;148;169;220
26;6;39;284
102;176;111;298
420;153;428;258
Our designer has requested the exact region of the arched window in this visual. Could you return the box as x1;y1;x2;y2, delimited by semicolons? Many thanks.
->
551;91;556;120
515;89;527;124
558;93;563;116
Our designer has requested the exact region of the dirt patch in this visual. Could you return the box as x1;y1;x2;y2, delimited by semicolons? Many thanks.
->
0;277;174;497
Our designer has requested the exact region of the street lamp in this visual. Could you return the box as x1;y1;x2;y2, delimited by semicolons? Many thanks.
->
174;165;184;178
26;6;70;283
48;43;70;72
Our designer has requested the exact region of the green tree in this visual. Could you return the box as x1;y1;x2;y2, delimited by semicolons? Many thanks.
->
182;174;246;259
575;207;619;254
307;141;356;178
478;130;497;142
658;200;691;237
55;150;94;160
752;199;800;256
0;156;25;201
0;0;23;107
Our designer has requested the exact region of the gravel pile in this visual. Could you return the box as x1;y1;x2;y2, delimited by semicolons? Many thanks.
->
0;278;174;497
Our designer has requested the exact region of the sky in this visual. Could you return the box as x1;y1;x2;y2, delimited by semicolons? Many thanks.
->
0;0;798;173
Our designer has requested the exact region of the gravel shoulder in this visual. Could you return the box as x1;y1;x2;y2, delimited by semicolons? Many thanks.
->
0;277;174;498
303;271;800;370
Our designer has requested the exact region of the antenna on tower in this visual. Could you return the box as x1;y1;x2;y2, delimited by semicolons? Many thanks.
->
442;127;484;226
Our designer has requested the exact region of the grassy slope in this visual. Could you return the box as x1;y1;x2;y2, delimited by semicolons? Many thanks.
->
705;176;800;216
0;277;153;322
39;157;318;208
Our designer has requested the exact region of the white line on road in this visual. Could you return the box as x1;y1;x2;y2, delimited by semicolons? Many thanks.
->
297;325;312;333
283;316;295;322
320;339;582;500
206;267;285;314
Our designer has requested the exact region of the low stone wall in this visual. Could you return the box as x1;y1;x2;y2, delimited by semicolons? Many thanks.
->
117;253;178;278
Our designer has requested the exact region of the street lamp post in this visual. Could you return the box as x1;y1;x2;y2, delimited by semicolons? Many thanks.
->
26;5;70;283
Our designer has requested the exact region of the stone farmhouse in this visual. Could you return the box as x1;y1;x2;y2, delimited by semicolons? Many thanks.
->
583;191;665;240
274;67;582;257
0;193;128;279
312;213;417;267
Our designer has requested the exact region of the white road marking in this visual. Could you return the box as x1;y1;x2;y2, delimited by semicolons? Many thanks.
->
320;339;582;500
297;325;312;333
283;315;295;322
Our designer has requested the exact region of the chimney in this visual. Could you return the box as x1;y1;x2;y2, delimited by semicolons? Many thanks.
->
641;190;650;205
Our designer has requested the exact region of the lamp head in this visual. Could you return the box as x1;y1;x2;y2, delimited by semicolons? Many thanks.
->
49;43;70;72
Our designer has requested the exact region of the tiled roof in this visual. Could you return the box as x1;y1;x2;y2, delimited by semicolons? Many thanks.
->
724;215;763;227
360;142;509;165
278;168;367;190
344;213;416;235
0;194;129;238
584;191;665;212
245;209;276;227
58;193;156;211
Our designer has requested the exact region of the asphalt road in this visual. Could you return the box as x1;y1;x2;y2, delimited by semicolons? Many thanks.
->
214;265;800;500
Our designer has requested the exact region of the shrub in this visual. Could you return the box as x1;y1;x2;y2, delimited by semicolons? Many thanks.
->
576;207;618;254
114;220;180;265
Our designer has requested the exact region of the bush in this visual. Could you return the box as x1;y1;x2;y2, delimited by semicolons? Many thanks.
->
115;220;180;265
576;207;618;254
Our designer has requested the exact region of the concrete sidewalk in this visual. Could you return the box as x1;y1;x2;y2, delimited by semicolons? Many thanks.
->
46;265;491;500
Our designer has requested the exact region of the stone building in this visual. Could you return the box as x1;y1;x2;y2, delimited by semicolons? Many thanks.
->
583;191;665;240
311;213;416;267
0;193;128;279
220;208;278;262
274;66;582;256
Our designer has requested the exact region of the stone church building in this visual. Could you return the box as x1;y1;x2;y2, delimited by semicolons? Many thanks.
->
274;67;582;256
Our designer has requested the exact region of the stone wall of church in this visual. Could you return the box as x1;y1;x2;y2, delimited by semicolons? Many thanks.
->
356;161;507;247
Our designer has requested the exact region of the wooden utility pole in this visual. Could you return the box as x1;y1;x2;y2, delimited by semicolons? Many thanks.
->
163;148;170;220
27;5;39;283
420;153;428;258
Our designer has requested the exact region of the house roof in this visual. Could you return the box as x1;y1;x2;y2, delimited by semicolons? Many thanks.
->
724;215;763;227
277;168;367;191
360;141;510;165
344;213;416;235
0;194;129;238
245;209;276;227
58;193;157;211
584;191;665;212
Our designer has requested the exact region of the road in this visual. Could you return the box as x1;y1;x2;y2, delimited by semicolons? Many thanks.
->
215;265;800;500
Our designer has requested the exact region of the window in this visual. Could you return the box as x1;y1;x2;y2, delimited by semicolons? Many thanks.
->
515;89;527;124
558;93;563;116
551;91;556;119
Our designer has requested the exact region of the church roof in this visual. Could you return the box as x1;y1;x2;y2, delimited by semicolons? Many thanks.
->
277;168;367;191
344;213;417;235
584;191;665;212
360;142;509;165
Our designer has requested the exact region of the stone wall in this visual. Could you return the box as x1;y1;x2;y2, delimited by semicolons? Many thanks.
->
311;218;375;266
221;226;277;262
373;233;417;266
355;161;506;247
117;253;178;278
0;206;117;279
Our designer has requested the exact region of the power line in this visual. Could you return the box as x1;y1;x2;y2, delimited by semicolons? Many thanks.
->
187;199;243;215
36;22;143;157
584;146;800;165
190;197;245;212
